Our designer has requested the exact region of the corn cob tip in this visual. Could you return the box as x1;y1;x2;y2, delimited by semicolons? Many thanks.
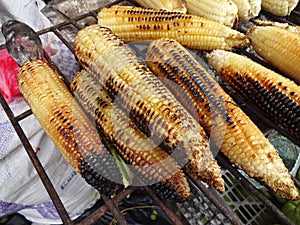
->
186;153;225;192
226;31;250;49
206;50;227;72
151;170;191;202
270;176;300;200
203;159;225;193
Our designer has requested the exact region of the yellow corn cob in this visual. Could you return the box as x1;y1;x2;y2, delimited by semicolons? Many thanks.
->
247;24;300;83
185;0;238;27
146;38;300;200
74;25;224;192
261;0;299;16
134;0;187;13
231;0;261;20
18;60;122;195
207;50;300;142
97;5;250;51
70;70;191;202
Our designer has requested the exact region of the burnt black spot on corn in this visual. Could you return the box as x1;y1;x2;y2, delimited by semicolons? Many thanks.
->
74;25;224;192
17;60;122;195
208;50;300;141
97;5;250;51
147;39;299;200
70;70;191;202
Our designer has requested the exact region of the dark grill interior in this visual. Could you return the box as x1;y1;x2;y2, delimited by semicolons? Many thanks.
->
0;0;299;224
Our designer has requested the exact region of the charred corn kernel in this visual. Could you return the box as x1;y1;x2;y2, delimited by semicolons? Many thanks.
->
134;0;187;13
97;5;250;51
18;60;122;195
247;25;300;83
185;0;238;27
207;50;300;141
231;0;261;20
261;0;299;16
147;38;300;200
74;25;224;191
70;70;191;202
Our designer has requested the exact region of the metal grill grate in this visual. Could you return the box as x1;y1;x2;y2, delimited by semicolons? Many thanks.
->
0;1;300;224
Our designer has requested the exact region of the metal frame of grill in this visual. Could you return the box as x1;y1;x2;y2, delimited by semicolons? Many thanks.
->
0;0;299;224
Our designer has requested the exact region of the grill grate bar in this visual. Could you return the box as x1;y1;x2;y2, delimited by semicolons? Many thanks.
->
189;176;244;225
51;27;76;54
101;194;128;225
77;186;138;225
145;186;186;225
14;109;32;121
43;50;71;88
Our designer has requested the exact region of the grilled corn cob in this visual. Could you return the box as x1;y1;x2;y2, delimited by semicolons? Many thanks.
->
146;38;300;200
18;60;122;195
261;0;299;16
207;50;300;141
97;6;250;51
74;25;224;191
185;0;238;27
247;24;300;83
231;0;261;20
70;70;191;202
134;0;187;13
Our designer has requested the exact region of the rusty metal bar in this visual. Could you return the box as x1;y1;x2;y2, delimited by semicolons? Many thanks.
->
0;93;74;225
77;186;138;225
51;27;76;53
101;194;128;225
145;186;185;225
217;153;296;225
189;176;244;225
43;51;71;88
15;109;32;121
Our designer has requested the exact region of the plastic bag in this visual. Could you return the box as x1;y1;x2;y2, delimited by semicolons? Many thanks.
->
0;50;20;102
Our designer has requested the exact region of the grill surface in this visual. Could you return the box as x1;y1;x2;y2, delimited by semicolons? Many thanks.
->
0;0;300;224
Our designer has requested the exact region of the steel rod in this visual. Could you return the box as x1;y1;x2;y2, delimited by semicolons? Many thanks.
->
101;194;128;225
15;109;32;121
77;186;138;225
189;176;244;225
145;186;185;225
